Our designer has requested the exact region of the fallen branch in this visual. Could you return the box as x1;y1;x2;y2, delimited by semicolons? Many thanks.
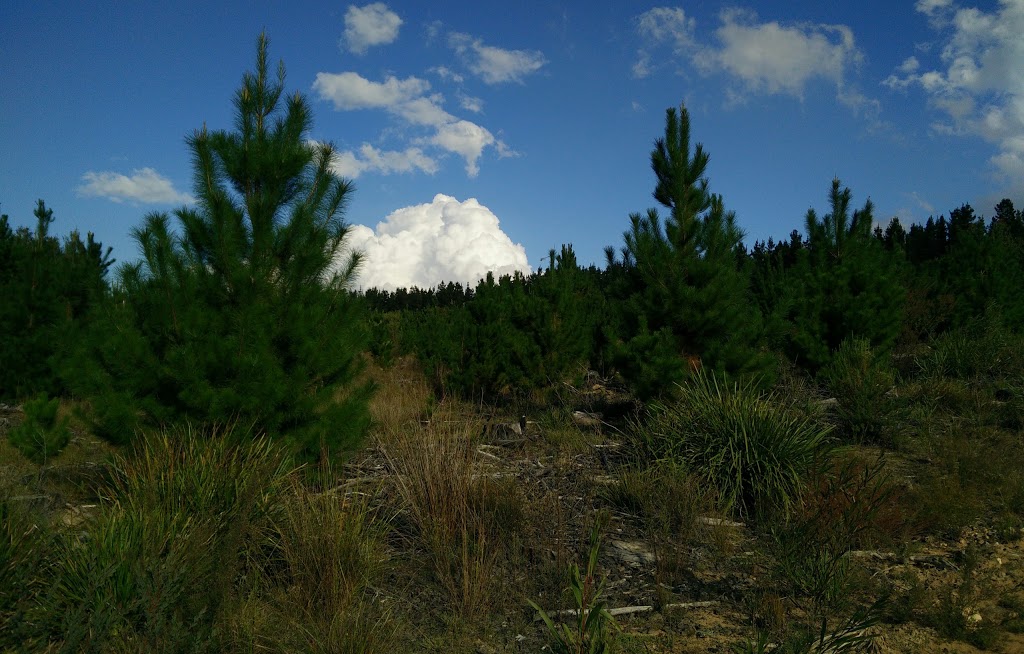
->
534;600;718;621
698;517;745;528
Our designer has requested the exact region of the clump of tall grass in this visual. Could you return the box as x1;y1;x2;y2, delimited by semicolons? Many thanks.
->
226;473;392;653
34;424;293;651
368;355;433;435
380;405;520;619
0;498;50;649
638;370;834;519
602;460;716;591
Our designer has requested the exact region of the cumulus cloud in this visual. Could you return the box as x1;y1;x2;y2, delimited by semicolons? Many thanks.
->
347;194;530;291
323;143;438;179
885;0;1024;191
342;3;402;54
448;32;547;84
313;71;499;177
77;168;194;204
634;7;873;113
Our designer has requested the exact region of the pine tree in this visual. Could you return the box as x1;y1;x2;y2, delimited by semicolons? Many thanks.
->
0;201;112;400
784;179;904;371
67;34;372;458
608;104;770;399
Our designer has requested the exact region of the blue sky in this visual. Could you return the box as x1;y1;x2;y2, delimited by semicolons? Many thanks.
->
3;1;1022;290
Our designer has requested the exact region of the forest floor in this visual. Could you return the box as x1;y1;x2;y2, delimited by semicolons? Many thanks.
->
3;357;1024;652
343;412;1024;653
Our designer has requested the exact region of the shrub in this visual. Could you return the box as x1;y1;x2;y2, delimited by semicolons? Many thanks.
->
639;370;833;519
7;392;70;465
772;456;900;615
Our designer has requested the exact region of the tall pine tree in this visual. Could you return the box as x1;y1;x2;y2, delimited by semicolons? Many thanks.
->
67;34;372;458
607;104;769;399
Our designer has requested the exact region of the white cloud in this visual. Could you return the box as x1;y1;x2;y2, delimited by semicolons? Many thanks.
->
887;0;1024;191
394;94;452;127
347;194;530;291
634;7;872;113
343;3;402;54
916;0;954;18
312;72;428;110
458;92;484;113
313;71;501;177
633;8;695;79
632;51;652;79
77;168;194;204
325;143;438;179
448;32;547;84
430;66;464;83
697;9;863;99
427;120;495;177
637;7;696;51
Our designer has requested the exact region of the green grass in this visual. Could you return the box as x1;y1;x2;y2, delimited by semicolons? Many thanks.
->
638;370;835;519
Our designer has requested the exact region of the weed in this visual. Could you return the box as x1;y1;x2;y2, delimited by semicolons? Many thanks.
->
734;596;885;653
772;455;898;615
921;544;1000;649
529;514;619;654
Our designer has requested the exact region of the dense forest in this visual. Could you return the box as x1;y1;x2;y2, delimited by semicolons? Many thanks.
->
3;34;1024;653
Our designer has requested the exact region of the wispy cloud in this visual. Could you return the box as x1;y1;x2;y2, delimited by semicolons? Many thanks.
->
448;32;547;84
342;3;402;54
318;142;438;179
77;168;193;204
458;92;484;113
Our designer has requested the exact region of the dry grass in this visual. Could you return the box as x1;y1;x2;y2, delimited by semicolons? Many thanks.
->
367;355;434;436
378;401;520;620
226;472;392;653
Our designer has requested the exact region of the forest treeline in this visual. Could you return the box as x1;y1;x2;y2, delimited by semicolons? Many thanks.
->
363;108;1024;404
2;46;1023;457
